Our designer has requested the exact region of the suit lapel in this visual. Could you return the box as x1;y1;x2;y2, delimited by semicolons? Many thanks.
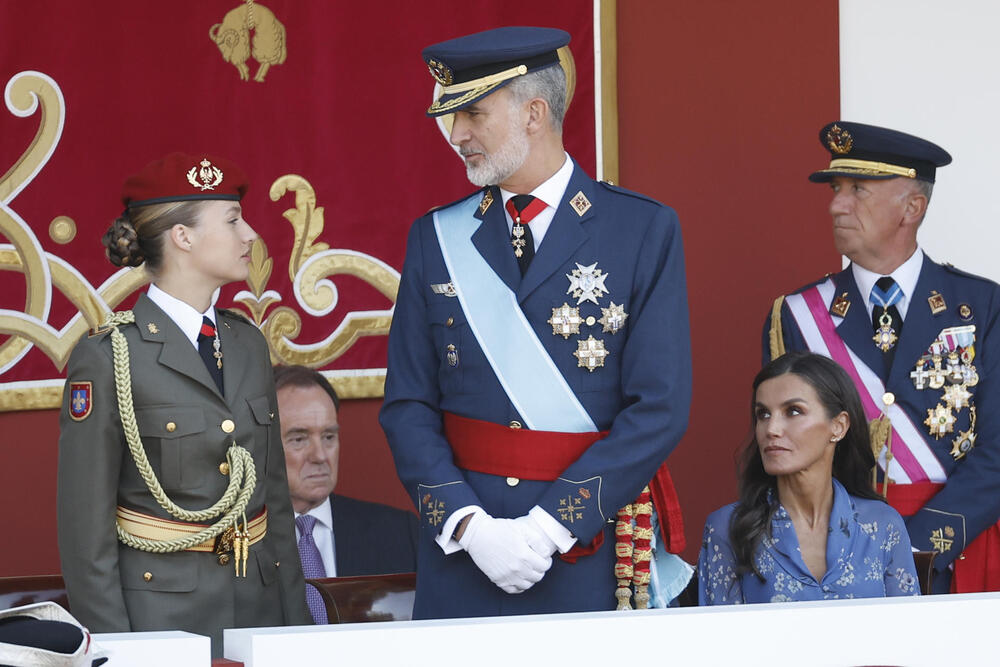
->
470;186;521;294
216;310;248;401
516;165;593;303
889;257;954;387
133;294;223;398
832;268;888;381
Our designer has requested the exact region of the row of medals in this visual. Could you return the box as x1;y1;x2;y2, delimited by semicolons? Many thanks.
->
908;324;978;460
548;262;627;371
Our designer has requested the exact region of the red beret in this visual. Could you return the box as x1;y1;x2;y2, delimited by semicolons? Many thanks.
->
121;152;249;208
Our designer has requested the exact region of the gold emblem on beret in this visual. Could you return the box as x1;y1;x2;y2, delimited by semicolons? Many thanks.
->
826;124;854;154
928;290;947;315
427;58;453;86
187;158;224;191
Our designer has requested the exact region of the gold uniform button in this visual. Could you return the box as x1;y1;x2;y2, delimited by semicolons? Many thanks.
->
143;572;153;582
506;477;520;487
221;419;235;433
165;422;176;432
218;554;231;566
446;316;454;327
509;420;522;429
882;392;895;406
219;462;230;476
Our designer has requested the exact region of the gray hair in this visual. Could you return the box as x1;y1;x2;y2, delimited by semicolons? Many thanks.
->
910;178;934;224
505;65;567;131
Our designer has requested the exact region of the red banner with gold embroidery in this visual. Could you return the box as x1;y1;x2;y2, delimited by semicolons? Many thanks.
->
0;1;598;409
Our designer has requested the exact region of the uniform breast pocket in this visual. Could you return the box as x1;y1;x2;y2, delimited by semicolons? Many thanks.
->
428;302;483;394
246;395;273;474
135;405;207;491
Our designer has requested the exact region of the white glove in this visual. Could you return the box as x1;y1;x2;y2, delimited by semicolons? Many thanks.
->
514;514;559;558
458;512;553;594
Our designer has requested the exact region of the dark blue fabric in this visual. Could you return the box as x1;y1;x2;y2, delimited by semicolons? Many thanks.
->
381;160;692;618
764;257;1000;582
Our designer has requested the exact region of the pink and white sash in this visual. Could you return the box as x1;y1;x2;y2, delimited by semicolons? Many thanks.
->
785;279;946;483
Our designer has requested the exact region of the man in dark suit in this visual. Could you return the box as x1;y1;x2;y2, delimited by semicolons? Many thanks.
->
765;121;1000;593
274;366;418;622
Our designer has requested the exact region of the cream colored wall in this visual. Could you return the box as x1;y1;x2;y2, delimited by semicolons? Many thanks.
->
840;0;1000;281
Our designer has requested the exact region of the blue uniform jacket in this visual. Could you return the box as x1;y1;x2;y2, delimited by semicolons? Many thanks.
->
764;256;1000;585
380;162;692;617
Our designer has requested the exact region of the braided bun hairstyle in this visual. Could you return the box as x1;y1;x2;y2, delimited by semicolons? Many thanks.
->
102;215;144;267
101;201;206;274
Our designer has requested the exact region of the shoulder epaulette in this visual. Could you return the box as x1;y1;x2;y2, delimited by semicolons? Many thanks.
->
595;180;664;207
789;273;838;296
424;188;486;216
218;308;254;326
940;262;998;285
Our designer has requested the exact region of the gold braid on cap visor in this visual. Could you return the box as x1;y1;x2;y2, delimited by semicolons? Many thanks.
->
824;158;917;179
427;64;529;114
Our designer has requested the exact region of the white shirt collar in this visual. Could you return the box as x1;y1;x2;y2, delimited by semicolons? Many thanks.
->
295;496;333;534
851;247;924;319
146;283;217;348
499;152;574;248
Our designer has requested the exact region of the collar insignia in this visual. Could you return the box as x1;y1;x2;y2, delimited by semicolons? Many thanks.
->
569;190;591;216
479;189;494;214
928;290;947;315
830;292;850;318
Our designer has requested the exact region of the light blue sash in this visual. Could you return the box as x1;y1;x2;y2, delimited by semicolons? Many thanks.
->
433;197;596;433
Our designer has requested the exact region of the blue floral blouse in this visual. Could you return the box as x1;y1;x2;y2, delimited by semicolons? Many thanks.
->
698;479;919;604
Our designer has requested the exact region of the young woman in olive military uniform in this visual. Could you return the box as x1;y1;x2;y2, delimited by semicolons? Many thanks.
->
57;153;311;655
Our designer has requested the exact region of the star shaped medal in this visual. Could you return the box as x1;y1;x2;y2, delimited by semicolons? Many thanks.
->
566;262;609;306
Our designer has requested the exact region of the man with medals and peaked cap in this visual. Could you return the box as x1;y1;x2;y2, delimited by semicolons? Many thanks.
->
380;26;693;619
765;121;1000;593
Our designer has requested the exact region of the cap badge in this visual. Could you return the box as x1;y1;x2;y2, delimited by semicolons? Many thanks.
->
826;124;854;155
187;158;224;191
427;58;454;86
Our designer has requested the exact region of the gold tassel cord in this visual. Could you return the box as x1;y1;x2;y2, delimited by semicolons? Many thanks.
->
107;311;257;555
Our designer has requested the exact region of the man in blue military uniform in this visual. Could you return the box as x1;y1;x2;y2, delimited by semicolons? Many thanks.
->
380;26;692;617
765;121;1000;593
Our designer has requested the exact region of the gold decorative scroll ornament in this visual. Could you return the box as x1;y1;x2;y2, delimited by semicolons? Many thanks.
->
0;71;400;411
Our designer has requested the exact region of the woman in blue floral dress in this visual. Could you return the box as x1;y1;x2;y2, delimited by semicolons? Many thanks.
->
699;352;919;604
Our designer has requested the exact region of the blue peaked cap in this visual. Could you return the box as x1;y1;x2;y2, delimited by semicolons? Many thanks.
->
422;26;570;117
810;121;952;183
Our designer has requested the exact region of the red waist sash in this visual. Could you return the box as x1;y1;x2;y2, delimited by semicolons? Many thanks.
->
887;481;1000;593
443;412;686;555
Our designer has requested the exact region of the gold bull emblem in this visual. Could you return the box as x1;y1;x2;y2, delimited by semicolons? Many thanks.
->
209;1;287;83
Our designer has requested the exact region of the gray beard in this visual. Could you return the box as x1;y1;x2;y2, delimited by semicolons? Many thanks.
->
463;126;530;187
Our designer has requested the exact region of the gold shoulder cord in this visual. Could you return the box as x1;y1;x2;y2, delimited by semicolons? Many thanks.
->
768;296;786;361
106;311;257;553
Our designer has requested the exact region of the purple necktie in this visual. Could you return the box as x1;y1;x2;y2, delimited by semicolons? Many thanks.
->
295;514;328;624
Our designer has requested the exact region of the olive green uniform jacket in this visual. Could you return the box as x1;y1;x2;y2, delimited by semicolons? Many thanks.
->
57;294;311;652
